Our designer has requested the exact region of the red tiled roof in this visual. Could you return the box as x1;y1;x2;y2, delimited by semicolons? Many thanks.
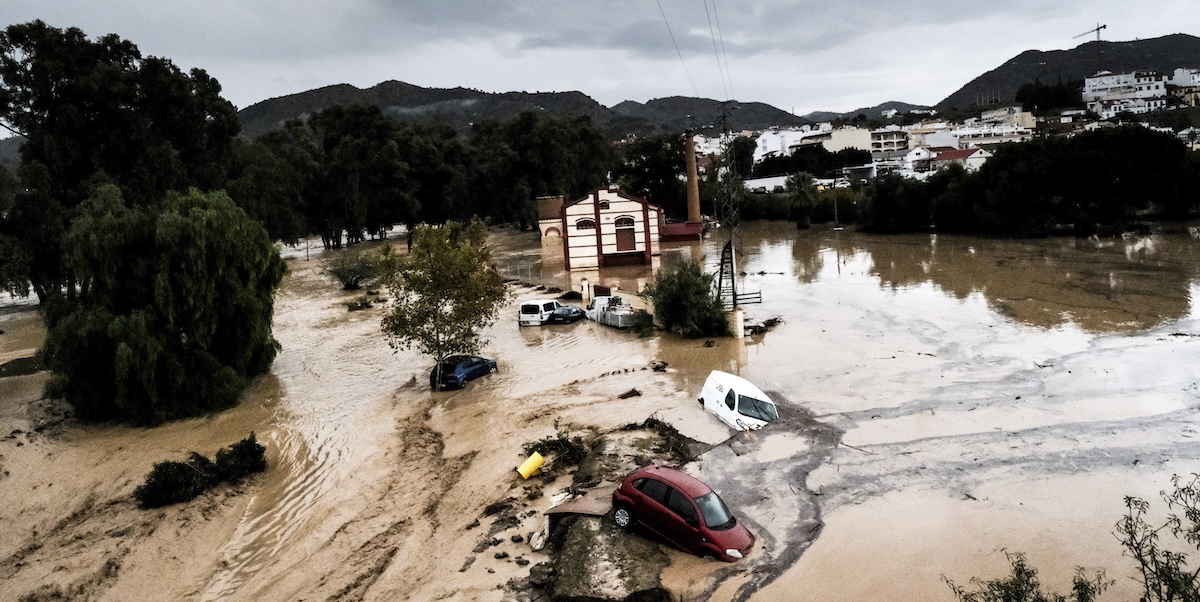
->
934;148;979;161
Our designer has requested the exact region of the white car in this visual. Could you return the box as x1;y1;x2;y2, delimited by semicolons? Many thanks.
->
698;370;778;431
518;299;565;326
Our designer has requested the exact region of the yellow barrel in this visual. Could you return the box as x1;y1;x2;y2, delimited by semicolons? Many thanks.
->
516;452;545;479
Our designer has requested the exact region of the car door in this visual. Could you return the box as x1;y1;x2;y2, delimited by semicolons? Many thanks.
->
632;477;673;541
659;487;705;554
720;388;741;429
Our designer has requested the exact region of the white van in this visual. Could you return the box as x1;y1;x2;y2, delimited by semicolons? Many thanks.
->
518;299;564;326
698;370;778;431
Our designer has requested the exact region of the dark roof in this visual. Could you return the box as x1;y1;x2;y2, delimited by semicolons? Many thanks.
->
934;148;980;161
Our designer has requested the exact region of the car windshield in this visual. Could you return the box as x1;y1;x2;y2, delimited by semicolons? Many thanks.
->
694;492;736;531
738;395;778;422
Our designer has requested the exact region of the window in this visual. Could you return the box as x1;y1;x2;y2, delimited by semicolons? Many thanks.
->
575;219;596;230
725;389;737;411
615;216;635;228
599;201;610;209
637;478;670;504
666;489;698;525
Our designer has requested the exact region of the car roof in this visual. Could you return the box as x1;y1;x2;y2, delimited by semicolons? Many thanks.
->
630;465;713;498
521;298;558;305
706;370;772;403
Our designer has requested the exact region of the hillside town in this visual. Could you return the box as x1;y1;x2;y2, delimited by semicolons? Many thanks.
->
708;66;1200;192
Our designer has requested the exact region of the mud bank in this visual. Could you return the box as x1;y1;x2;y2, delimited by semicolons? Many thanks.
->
2;224;1200;601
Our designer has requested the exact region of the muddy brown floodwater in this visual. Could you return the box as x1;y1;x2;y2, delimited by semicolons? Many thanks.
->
2;220;1200;601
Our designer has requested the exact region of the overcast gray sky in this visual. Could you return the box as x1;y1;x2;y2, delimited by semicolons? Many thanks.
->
6;1;1199;115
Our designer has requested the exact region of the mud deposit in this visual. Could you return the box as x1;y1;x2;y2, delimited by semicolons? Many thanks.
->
2;221;1200;601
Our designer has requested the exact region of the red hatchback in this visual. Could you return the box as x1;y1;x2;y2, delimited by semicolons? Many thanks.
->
611;465;755;561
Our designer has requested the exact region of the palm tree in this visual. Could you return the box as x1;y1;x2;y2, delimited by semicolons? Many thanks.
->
786;172;819;229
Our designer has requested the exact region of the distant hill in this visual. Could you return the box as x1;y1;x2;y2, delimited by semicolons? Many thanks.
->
610;96;808;132
937;33;1200;110
237;81;647;139
801;101;931;122
0;136;21;167
239;82;809;140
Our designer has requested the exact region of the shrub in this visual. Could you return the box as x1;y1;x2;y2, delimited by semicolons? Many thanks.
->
215;433;268;483
321;249;379;290
944;551;1110;602
134;453;216;509
134;434;268;509
641;260;730;338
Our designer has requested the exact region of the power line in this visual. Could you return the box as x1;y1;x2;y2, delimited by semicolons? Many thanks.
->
656;0;700;98
711;0;735;101
702;0;730;101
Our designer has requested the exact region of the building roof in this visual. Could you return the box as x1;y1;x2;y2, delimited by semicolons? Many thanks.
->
934;148;982;161
563;188;662;211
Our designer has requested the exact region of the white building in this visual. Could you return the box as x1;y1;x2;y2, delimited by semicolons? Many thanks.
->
1170;68;1200;87
559;188;661;271
1083;70;1168;116
870;125;908;154
925;125;1033;150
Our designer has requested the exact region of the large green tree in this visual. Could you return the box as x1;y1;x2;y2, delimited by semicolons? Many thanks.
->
0;20;239;301
260;104;419;249
613;132;687;218
380;219;509;390
641;260;730;338
40;186;286;425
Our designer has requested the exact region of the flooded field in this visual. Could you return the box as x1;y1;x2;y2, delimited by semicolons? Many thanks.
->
2;220;1199;601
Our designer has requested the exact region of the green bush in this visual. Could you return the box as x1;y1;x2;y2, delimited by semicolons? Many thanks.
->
321;248;379;290
134;453;216;509
641;260;730;338
944;551;1110;602
134;434;268;509
215;432;268;483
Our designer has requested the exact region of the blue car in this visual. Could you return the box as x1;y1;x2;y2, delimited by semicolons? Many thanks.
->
430;355;498;391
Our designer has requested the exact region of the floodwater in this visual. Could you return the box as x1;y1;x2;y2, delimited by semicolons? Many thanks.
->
2;221;1200;601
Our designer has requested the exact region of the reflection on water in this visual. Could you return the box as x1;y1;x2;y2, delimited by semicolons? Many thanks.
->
495;222;1200;334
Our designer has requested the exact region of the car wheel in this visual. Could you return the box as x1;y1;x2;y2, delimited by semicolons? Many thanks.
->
613;505;634;530
700;553;717;561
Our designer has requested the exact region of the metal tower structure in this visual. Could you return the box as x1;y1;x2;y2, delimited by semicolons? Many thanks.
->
713;102;760;310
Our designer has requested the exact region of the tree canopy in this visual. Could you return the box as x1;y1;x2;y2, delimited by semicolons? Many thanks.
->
379;219;509;388
641;259;730;338
40;186;286;425
0;20;239;302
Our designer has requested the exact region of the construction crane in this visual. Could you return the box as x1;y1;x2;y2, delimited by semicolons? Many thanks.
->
1074;23;1107;41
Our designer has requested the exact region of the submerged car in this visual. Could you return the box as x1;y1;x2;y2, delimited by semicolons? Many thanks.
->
518;299;565;326
429;355;497;391
545;305;585;324
611;465;755;562
698;370;778;431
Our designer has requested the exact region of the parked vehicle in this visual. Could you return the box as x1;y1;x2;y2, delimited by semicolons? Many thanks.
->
611;465;755;561
585;295;637;329
519;299;566;326
698;370;778;431
545;305;585;324
429;355;497;391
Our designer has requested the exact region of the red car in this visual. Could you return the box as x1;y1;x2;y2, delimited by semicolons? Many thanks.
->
611;465;755;561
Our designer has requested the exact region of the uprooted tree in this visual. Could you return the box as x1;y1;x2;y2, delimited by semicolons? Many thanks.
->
379;219;509;390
